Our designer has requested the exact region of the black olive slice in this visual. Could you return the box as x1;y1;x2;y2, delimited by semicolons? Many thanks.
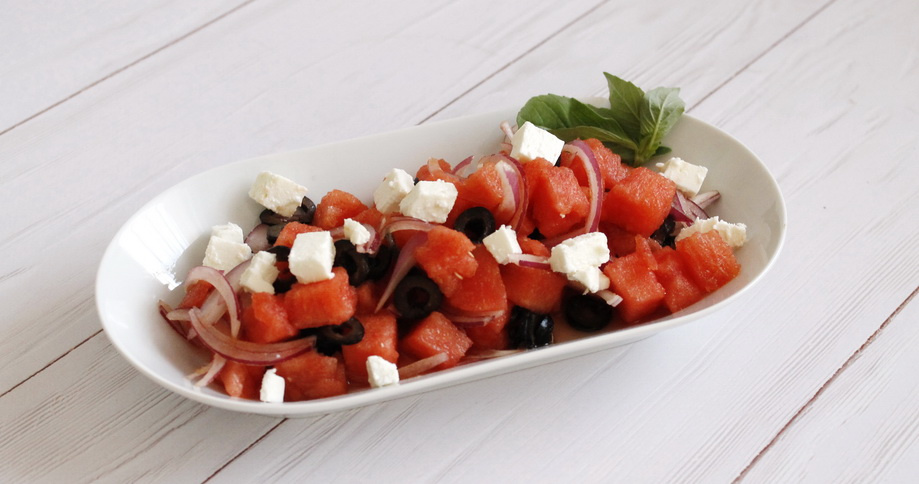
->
367;244;396;281
333;239;370;286
266;245;290;262
509;306;554;349
650;216;676;248
266;223;285;244
563;292;613;331
297;196;317;224
393;274;443;320
453;207;496;244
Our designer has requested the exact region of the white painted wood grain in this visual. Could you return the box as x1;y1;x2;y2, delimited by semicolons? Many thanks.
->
0;0;248;134
741;293;919;483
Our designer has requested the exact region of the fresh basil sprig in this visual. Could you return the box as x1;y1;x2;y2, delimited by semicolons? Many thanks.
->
516;73;684;166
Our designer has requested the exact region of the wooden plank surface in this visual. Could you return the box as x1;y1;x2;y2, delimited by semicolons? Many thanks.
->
1;0;917;481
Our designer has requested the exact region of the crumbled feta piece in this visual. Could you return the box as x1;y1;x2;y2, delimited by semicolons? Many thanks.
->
343;218;371;246
549;232;610;293
483;225;521;264
399;180;458;223
676;216;747;248
656;157;708;197
248;171;309;217
202;223;252;271
373;168;415;214
210;223;245;243
288;231;335;284
240;251;279;294
259;368;285;403
366;356;400;388
510;121;565;163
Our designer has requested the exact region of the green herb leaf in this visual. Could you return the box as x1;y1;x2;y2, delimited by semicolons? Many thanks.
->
636;87;684;164
516;95;635;148
603;73;644;140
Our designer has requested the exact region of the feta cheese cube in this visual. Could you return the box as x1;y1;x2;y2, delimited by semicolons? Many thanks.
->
343;218;371;246
202;223;252;271
240;251;279;294
549;232;610;293
510;121;565;163
675;216;747;248
366;356;400;388
289;231;335;284
483;225;521;264
656;157;708;197
259;368;285;403
399;180;458;223
373;168;415;214
210;223;244;243
248;171;309;217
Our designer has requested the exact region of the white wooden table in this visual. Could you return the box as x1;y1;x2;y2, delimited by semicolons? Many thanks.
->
2;0;918;482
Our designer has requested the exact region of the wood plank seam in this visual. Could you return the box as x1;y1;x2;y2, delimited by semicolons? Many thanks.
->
732;285;919;483
0;0;258;139
688;0;838;113
0;329;101;400
417;0;608;125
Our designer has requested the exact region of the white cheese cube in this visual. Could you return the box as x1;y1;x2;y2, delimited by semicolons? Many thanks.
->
202;223;252;272
657;157;708;197
240;251;279;294
483;225;522;264
343;218;371;246
549;232;610;293
399;180;458;223
259;368;285;403
248;171;309;217
366;356;400;388
373;168;415;214
510;121;565;163
211;222;245;243
675;216;747;248
289;231;335;284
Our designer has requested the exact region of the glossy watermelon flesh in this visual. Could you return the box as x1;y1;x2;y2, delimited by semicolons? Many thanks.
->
284;267;358;329
400;311;473;370
342;311;399;384
274;351;348;401
313;189;368;230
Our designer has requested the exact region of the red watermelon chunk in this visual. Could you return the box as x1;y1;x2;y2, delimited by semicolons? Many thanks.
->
463;306;511;351
178;280;212;309
400;311;472;370
653;246;707;312
342;311;399;384
241;292;299;344
284;267;357;329
219;360;265;400
601;166;676;237
525;159;589;238
444;245;507;313
313;189;368;230
500;237;566;314
274;351;348;401
273;222;322;248
603;250;666;323
675;231;741;292
414;226;478;297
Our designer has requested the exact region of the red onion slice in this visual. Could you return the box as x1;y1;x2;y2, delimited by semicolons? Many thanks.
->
464;349;523;360
188;309;315;365
191;353;227;388
543;141;603;246
671;191;709;224
451;155;475;176
382;216;437;237
398;353;448;379
596;289;623;307
505;253;551;270
495;154;529;231
691;190;721;210
158;300;190;338
245;224;271;252
187;264;244;338
375;232;428;312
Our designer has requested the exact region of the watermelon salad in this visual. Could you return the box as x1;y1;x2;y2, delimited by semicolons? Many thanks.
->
158;105;747;403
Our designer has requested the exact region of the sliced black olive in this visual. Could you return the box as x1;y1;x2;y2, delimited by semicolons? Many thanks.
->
259;208;289;226
453;207;496;244
272;277;294;294
367;244;396;281
563;291;613;331
651;216;676;248
266;245;290;262
311;318;365;356
333;240;370;286
393;273;443;320
528;228;545;241
266;223;286;244
509;306;554;349
296;196;316;224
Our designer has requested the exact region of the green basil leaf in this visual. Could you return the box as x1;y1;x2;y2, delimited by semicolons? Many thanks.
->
517;95;635;148
548;126;637;150
604;73;644;140
654;145;672;156
637;87;684;164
